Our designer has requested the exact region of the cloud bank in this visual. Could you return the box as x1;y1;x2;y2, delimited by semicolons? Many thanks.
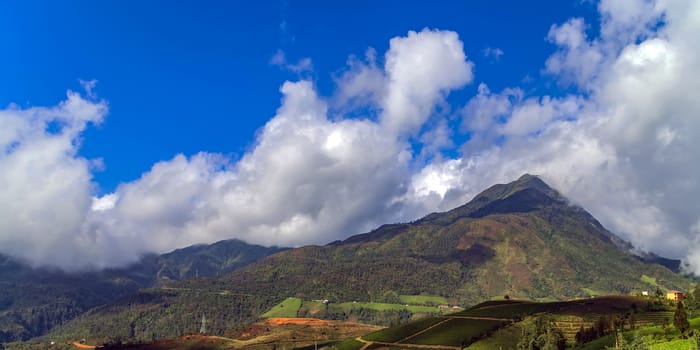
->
2;2;700;274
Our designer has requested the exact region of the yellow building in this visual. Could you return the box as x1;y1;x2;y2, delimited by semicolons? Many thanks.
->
666;290;685;301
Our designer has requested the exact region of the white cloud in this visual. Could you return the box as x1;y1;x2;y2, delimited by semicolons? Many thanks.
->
91;193;117;212
452;0;700;268
500;95;582;136
462;83;521;133
381;28;474;137
270;49;314;74
332;48;385;111
482;47;504;61
83;81;413;265
270;49;287;66
0;90;107;269
3;1;700;275
545;18;604;88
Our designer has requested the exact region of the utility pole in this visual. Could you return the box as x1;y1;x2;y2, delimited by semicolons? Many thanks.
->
200;314;207;334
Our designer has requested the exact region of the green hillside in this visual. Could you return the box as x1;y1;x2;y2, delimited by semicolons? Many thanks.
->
184;175;690;306
262;297;302;318
0;239;285;342
261;296;445;326
40;288;277;345
358;296;676;350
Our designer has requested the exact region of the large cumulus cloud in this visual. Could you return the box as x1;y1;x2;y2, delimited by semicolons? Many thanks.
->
0;89;108;269
0;29;474;270
418;0;700;270
2;1;700;275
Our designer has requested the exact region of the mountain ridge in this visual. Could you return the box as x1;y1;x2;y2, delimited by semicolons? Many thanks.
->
0;239;286;342
194;174;690;304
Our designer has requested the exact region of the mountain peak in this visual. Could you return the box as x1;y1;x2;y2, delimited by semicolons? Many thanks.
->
498;173;562;200
419;174;568;225
514;173;547;188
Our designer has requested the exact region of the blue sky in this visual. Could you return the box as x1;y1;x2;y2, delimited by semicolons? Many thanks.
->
1;0;597;193
2;0;699;271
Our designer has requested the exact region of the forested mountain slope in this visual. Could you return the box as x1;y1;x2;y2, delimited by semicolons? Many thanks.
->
191;175;689;304
0;240;284;342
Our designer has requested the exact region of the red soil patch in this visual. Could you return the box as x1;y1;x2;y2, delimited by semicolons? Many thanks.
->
265;317;332;325
237;324;271;340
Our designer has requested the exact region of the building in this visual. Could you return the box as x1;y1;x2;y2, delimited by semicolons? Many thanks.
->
666;290;685;301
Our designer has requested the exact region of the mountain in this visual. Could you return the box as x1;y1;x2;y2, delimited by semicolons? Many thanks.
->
141;238;287;284
189;174;689;304
31;174;693;345
0;239;285;342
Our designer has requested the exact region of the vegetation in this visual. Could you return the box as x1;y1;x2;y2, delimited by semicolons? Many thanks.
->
42;289;278;344
685;283;700;318
398;295;448;306
358;296;682;350
466;324;523;349
362;317;444;342
262;297;302;318
673;301;689;335
0;239;284;342
328;339;365;350
403;318;507;347
188;175;690;315
5;175;696;346
334;301;436;313
576;317;700;349
517;315;566;350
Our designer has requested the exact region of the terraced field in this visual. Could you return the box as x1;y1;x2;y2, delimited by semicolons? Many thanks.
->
361;313;516;349
399;295;449;306
336;301;437;313
263;295;443;323
355;296;676;350
363;317;446;343
399;318;507;346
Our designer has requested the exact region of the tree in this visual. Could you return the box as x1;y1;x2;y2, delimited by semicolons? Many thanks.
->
542;327;566;350
606;330;649;350
381;290;400;304
674;300;690;336
687;283;700;317
518;315;565;350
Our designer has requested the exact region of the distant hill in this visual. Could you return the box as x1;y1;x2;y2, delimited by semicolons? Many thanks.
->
0;239;285;342
189;174;690;304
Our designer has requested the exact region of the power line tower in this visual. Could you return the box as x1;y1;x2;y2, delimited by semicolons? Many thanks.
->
200;314;207;334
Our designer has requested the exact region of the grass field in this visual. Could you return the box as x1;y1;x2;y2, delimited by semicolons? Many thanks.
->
454;300;548;318
362;316;445;342
364;344;443;350
294;339;365;350
648;338;698;349
400;318;508;347
272;297;441;320
335;301;437;313
641;274;659;287
332;339;366;350
398;294;448;306
569;316;700;349
455;295;651;319
582;287;606;297
465;324;522;349
262;297;302;318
